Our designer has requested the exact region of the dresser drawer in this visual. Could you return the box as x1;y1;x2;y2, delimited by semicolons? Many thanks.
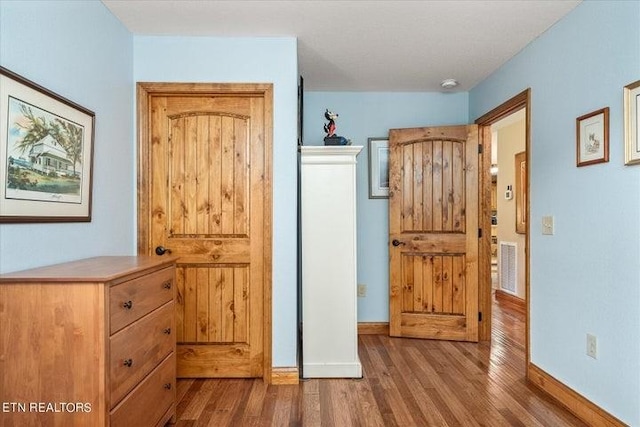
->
110;266;174;333
110;353;175;427
110;302;175;406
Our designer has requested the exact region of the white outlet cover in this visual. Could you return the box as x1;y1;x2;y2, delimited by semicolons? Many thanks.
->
542;216;554;235
586;333;597;359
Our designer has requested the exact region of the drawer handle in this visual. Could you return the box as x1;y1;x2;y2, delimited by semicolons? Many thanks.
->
162;280;172;290
164;383;172;390
123;359;133;367
163;328;171;335
122;300;133;310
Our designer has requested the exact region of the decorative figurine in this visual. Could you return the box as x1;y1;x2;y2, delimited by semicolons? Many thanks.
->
323;109;351;145
324;109;337;137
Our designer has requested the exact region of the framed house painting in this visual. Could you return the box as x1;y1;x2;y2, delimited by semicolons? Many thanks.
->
0;67;95;222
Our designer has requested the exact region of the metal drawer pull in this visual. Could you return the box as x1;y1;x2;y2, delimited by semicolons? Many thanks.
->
123;359;133;367
122;300;133;310
162;280;172;290
163;328;171;335
164;383;172;390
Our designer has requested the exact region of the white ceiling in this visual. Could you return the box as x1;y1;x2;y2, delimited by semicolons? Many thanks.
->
102;0;581;92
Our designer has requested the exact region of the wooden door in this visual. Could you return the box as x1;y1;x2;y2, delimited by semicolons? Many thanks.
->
389;125;479;342
138;83;272;378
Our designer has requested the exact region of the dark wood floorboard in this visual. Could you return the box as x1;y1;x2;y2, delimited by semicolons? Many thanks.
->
174;298;586;426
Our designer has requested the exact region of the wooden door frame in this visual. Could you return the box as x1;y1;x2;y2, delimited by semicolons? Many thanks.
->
136;82;273;383
475;88;530;372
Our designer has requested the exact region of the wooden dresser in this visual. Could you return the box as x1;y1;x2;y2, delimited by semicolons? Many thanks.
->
0;256;177;427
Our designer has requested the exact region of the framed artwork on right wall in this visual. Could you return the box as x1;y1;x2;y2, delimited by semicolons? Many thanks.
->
576;107;609;167
624;79;640;165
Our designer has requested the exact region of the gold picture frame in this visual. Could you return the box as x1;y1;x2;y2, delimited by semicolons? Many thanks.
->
515;151;526;234
624;80;640;165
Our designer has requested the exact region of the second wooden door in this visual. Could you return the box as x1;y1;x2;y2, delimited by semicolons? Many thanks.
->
389;125;479;342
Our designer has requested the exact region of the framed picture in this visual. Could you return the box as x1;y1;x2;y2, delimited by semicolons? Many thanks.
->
515;151;526;234
624;79;640;165
576;107;609;167
0;67;95;222
298;75;304;146
368;137;389;199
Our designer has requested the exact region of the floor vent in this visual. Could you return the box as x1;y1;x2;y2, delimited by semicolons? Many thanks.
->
499;242;517;295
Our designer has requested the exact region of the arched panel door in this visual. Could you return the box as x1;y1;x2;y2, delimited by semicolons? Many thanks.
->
389;125;479;342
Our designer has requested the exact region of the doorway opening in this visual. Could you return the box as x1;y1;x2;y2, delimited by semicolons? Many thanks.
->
491;109;527;305
475;89;531;371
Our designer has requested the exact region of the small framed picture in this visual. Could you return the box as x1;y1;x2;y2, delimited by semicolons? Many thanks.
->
368;137;389;199
515;151;526;234
624;80;640;165
576;107;609;167
0;66;95;222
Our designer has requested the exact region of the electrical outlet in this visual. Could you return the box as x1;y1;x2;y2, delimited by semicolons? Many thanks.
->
586;333;597;359
357;284;367;297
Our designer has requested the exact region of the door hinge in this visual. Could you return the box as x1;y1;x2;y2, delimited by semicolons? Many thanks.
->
478;312;483;322
478;228;482;238
478;144;483;154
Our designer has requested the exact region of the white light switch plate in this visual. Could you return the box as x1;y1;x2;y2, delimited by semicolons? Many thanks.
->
587;333;597;359
542;216;554;235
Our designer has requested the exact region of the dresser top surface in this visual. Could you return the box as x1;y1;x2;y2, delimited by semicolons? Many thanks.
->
0;256;176;283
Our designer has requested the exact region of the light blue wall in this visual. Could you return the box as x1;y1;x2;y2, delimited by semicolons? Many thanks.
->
470;1;640;424
0;1;134;273
303;92;469;321
2;5;638;419
134;36;299;367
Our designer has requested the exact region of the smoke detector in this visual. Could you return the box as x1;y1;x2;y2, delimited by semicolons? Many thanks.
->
440;79;459;90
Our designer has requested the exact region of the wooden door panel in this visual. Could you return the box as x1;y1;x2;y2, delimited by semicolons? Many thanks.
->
164;96;252;117
144;88;270;378
160;239;250;263
401;139;466;233
400;313;467;340
176;265;248;344
390;125;478;342
168;114;249;237
176;344;252;378
401;254;466;315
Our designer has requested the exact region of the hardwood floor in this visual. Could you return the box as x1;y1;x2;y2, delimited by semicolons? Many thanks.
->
173;299;586;426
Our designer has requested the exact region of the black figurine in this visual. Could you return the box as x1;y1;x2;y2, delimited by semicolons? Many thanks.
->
323;109;350;146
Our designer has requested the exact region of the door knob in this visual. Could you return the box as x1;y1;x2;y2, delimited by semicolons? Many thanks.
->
155;246;172;256
392;239;405;247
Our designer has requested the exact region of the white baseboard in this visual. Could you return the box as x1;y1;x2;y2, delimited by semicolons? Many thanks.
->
302;359;362;379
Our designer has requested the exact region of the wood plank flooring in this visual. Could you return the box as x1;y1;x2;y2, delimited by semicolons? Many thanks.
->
173;298;586;426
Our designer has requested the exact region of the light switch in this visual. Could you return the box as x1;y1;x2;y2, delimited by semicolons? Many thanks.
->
542;216;554;235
